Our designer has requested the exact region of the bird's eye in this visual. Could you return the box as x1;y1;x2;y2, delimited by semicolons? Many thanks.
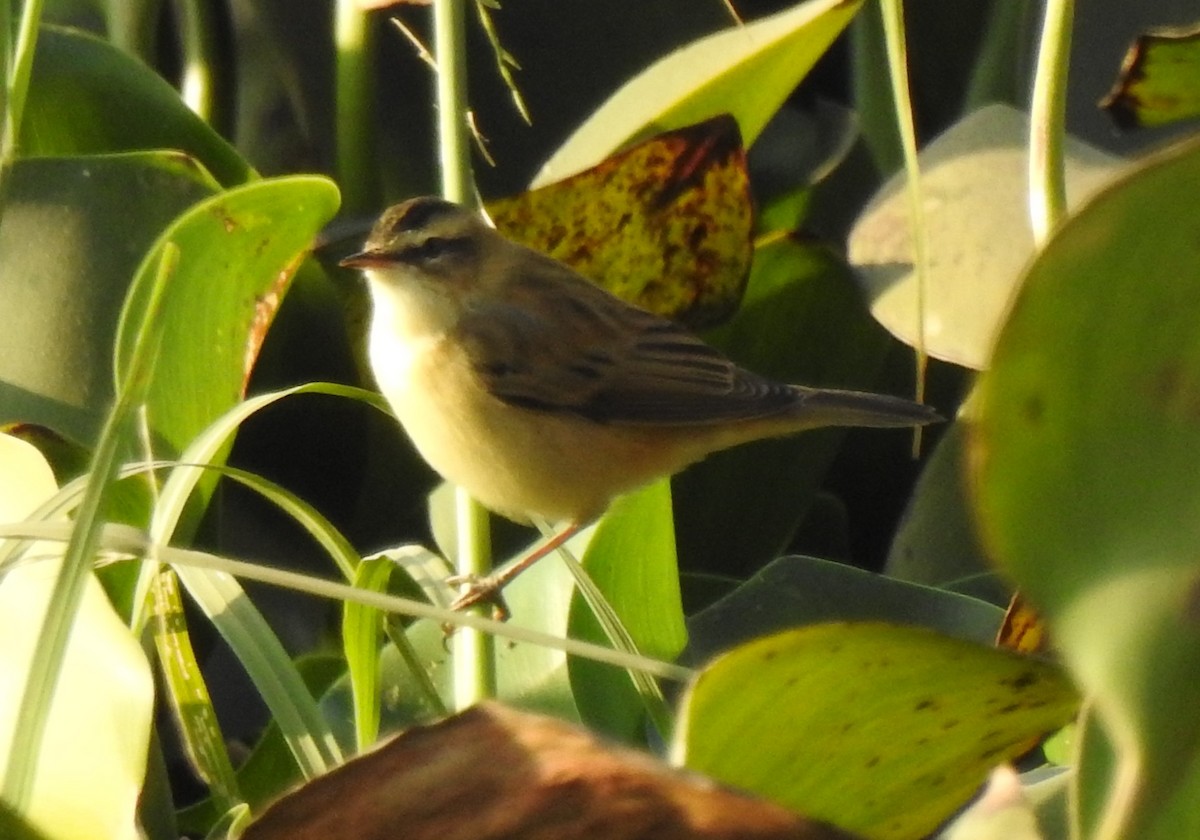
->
413;236;455;262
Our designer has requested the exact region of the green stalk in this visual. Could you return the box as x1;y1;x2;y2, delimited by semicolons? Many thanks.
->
173;0;225;131
877;0;928;409
1028;0;1072;245
334;0;377;214
433;0;474;208
431;0;494;707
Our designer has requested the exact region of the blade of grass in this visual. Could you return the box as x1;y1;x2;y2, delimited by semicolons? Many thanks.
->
150;566;241;811
344;557;394;750
548;529;674;739
877;0;930;443
0;521;696;684
1;242;176;812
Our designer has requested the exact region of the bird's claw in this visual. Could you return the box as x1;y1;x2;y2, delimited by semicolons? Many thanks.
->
446;573;511;622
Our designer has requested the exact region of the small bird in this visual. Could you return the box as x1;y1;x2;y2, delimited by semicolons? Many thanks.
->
341;196;938;612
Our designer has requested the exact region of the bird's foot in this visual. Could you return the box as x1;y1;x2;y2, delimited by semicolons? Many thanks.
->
446;573;511;622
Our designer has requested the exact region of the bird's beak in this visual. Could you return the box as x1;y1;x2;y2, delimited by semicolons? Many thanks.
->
339;250;395;269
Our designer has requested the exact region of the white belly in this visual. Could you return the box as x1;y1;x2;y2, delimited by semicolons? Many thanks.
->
369;325;694;524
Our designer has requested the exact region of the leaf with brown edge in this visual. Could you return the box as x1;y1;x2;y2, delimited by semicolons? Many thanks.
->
996;592;1050;656
241;702;863;840
1101;24;1200;129
488;115;753;330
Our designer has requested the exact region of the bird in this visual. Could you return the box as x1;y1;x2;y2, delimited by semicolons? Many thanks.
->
340;196;939;613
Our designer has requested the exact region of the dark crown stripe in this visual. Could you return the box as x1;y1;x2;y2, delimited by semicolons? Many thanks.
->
391;197;459;234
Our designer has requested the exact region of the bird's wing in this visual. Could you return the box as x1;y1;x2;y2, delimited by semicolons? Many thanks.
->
453;260;796;426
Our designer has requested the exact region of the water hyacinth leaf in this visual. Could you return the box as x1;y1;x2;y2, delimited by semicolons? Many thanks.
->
684;554;1005;668
489;116;752;328
0;435;154;840
673;623;1078;840
568;480;687;743
23;25;252;186
849;105;1124;370
672;234;895;577
1101;24;1200;129
0;154;219;448
114;175;340;461
971;136;1200;840
535;0;865;186
884;419;992;587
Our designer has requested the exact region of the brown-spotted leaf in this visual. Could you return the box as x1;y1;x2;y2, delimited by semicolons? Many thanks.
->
1101;24;1200;129
242;702;863;840
488;115;753;329
996;593;1051;656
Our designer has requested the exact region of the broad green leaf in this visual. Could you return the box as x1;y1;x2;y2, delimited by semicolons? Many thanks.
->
567;480;687;743
685;555;1005;667
972;135;1200;840
673;623;1078;840
115;175;340;462
534;0;865;186
885;419;991;588
0;435;153;840
1101;24;1200;129
492;525;593;721
672;234;897;576
491;116;753;328
23;25;252;185
849;104;1124;370
0;153;218;447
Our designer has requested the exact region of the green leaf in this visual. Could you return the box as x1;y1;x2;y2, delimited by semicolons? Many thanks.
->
115;174;339;460
0;153;219;447
849;104;1124;370
885;419;992;588
972;134;1200;840
568;480;687;743
672;234;896;576
23;25;252;185
685;554;1005;667
534;0;865;185
673;623;1078;840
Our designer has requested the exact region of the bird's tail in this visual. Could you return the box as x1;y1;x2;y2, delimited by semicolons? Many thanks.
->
789;387;941;429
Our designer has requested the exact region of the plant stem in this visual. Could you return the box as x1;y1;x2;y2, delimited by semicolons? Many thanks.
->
1028;0;1072;245
433;0;474;208
431;0;494;708
334;0;377;214
877;0;928;415
173;0;227;133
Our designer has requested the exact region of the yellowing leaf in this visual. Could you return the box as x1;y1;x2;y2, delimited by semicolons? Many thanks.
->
673;623;1078;840
489;115;752;328
1101;24;1200;129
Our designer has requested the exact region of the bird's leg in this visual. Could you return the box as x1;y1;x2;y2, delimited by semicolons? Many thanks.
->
447;522;582;619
